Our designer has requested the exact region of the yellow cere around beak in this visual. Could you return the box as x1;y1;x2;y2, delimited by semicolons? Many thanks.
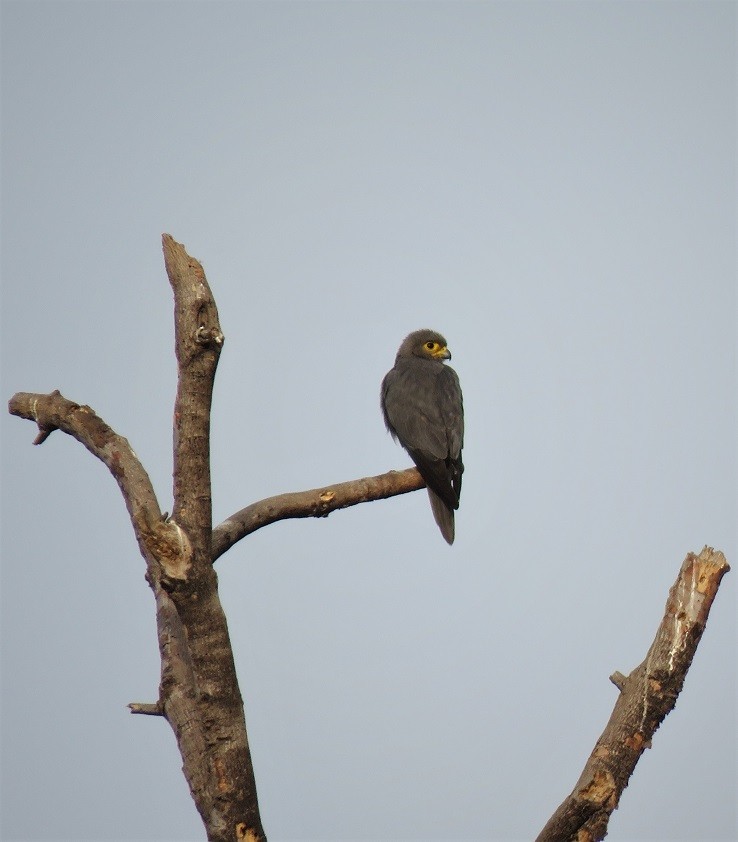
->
435;345;451;360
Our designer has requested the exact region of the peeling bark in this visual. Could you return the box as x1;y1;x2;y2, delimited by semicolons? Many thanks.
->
536;546;730;842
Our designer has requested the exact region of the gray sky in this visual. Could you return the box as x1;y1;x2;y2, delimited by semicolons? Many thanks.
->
1;2;735;841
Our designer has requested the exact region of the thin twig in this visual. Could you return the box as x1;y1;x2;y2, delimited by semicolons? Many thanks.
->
128;702;165;716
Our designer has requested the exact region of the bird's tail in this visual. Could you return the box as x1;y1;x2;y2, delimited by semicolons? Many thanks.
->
428;488;455;545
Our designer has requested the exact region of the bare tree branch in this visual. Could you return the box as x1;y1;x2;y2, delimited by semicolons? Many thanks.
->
536;546;731;842
212;467;424;561
164;232;223;540
159;234;265;842
8;389;159;514
5;390;184;573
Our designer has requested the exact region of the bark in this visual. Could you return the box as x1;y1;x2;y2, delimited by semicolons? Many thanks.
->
536;546;730;842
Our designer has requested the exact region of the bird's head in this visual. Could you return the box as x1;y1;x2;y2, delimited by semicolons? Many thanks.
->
397;329;451;362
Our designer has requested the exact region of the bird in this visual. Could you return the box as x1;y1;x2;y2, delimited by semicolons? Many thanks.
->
381;329;464;544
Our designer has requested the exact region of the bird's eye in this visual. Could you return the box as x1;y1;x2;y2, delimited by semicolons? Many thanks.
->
426;341;436;350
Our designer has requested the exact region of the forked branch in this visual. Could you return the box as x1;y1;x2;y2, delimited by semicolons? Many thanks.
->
8;385;425;841
7;236;427;842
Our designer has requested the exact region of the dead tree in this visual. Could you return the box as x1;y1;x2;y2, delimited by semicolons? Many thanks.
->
8;236;730;842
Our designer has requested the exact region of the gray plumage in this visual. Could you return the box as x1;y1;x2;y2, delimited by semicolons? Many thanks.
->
381;329;464;544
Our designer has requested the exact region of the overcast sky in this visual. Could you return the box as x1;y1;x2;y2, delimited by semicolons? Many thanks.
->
1;2;736;841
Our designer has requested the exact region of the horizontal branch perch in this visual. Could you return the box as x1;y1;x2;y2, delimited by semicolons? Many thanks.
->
536;546;730;842
211;467;424;561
